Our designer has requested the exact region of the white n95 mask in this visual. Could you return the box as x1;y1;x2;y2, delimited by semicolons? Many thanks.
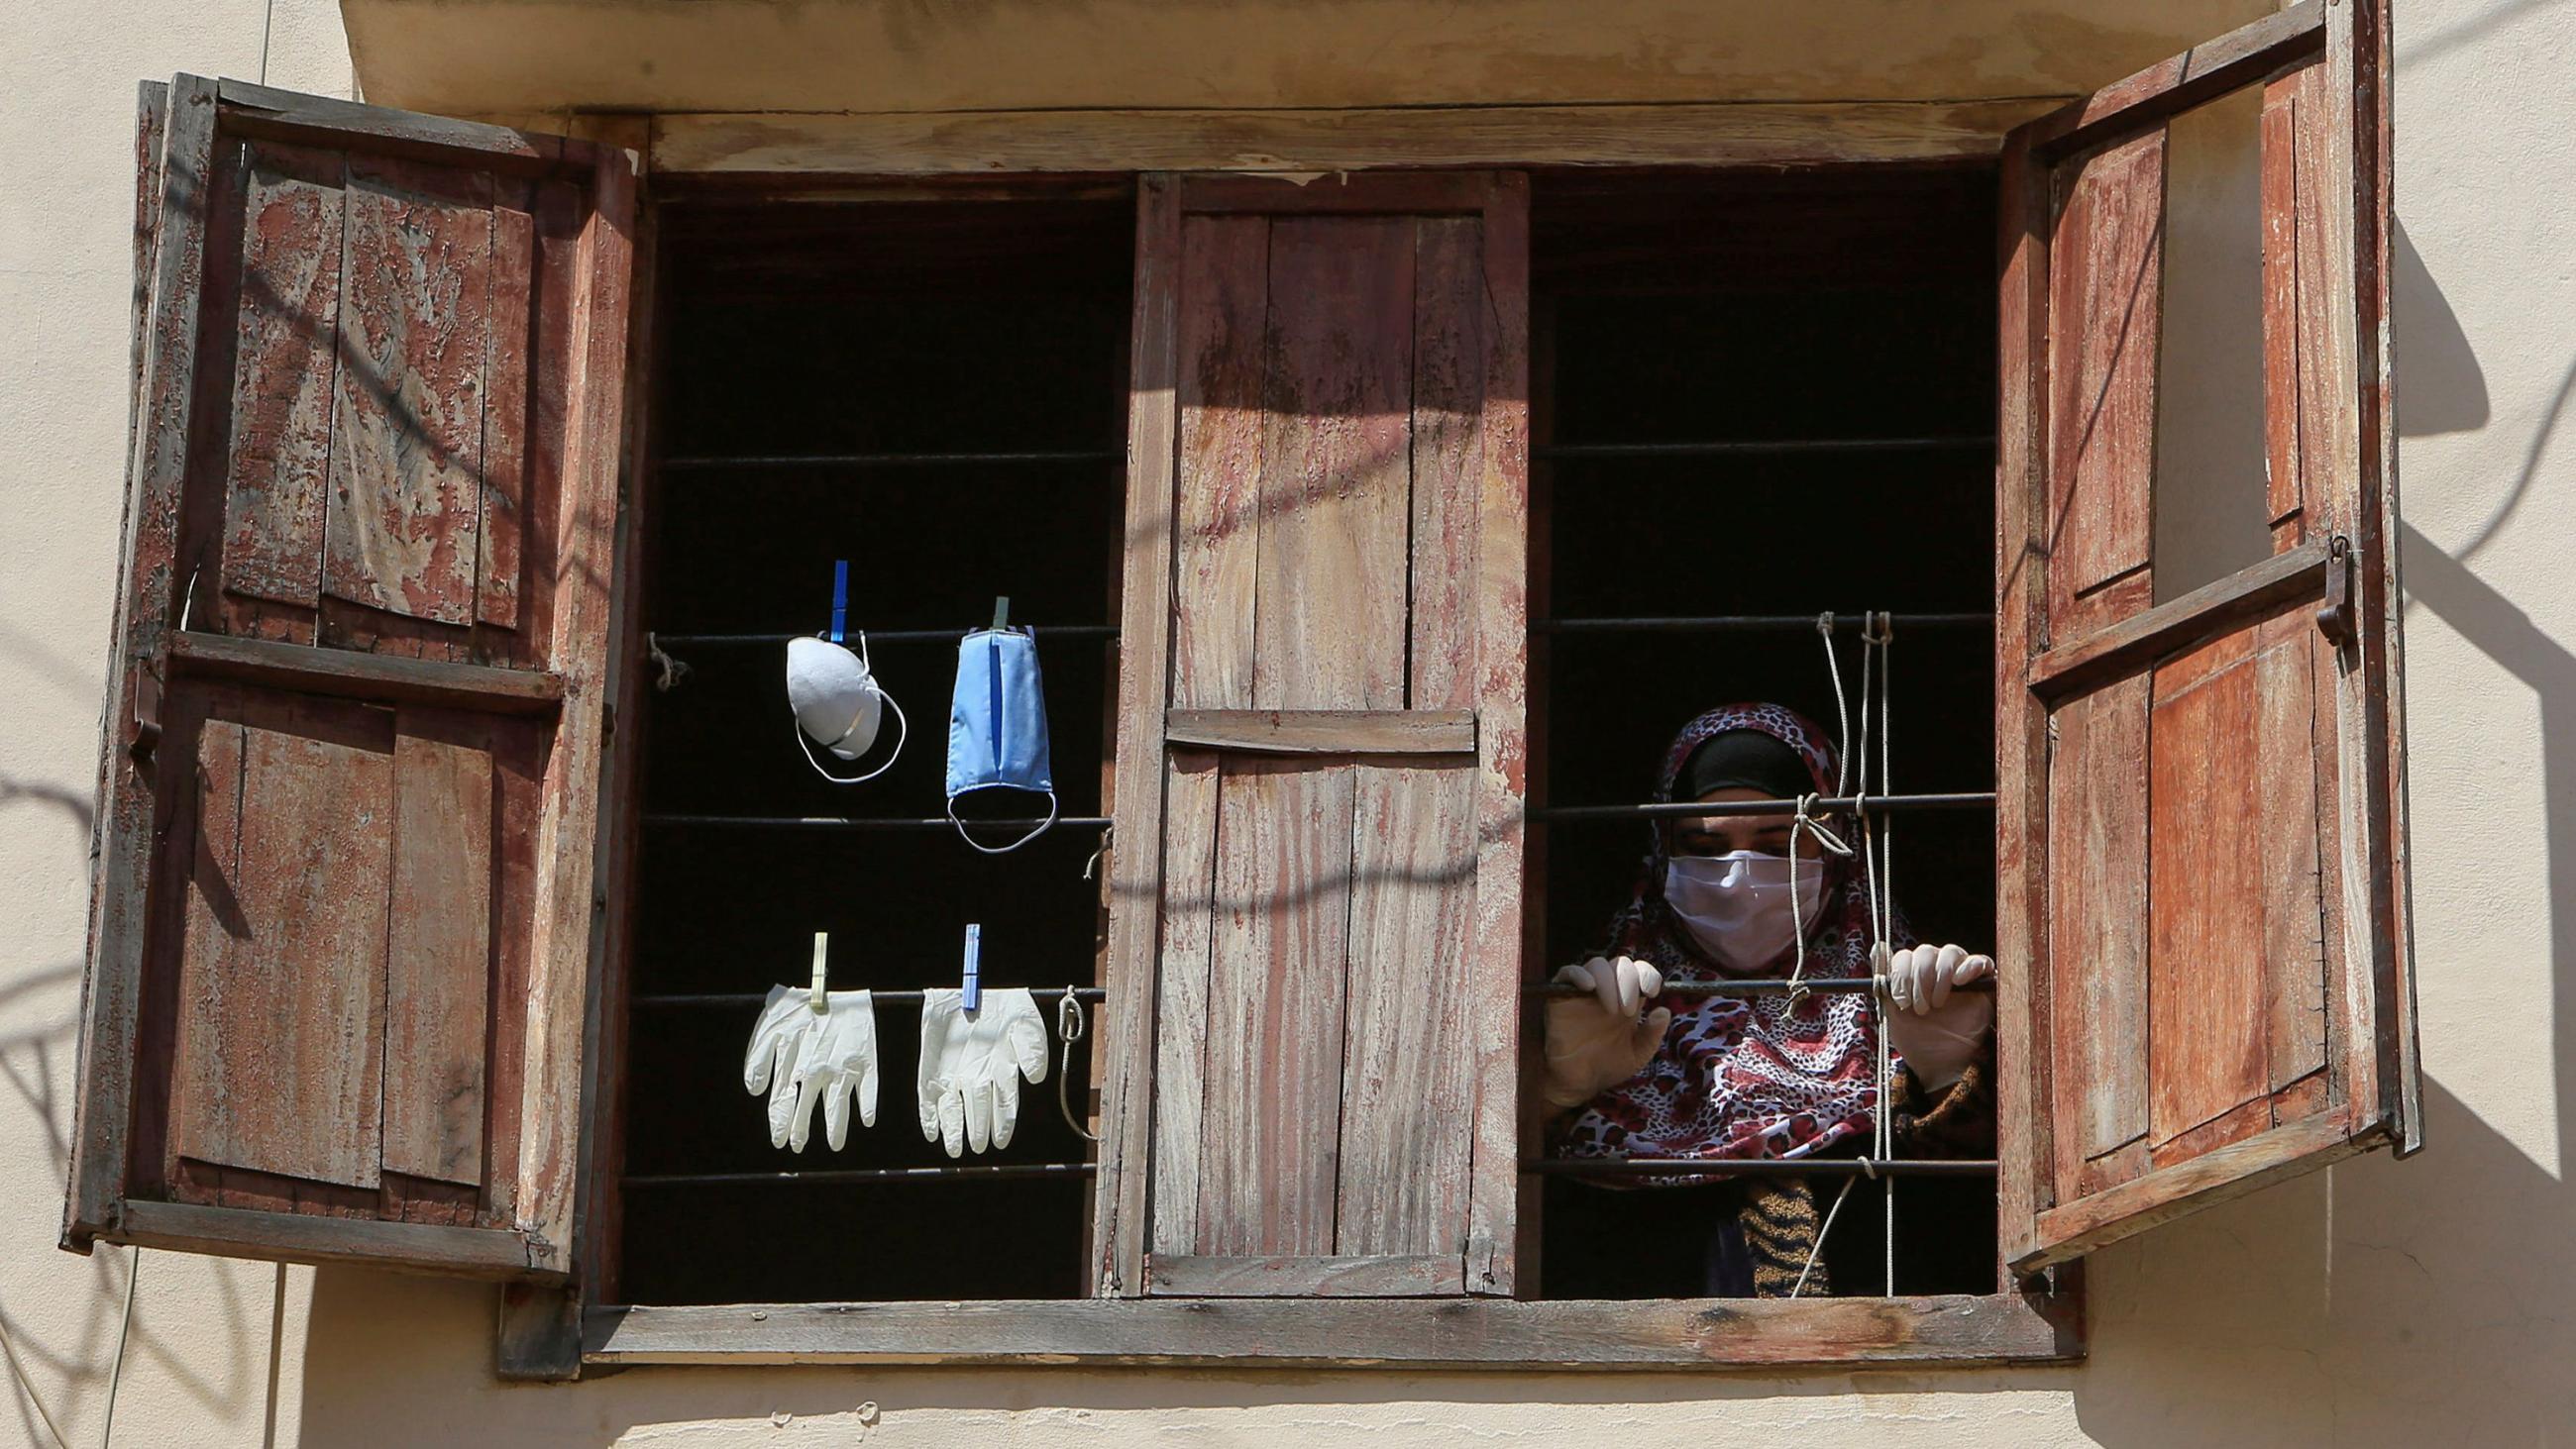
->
787;634;908;784
1664;851;1824;972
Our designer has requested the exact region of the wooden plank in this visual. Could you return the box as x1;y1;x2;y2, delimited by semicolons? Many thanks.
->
1183;172;1497;215
1170;213;1265;711
324;155;492;628
2259;72;2305;539
2024;1110;2375;1273
1147;1253;1465;1297
1195;758;1355;1258
2024;1;2325;161
587;1291;2081;1369
2289;57;2350;542
2044;125;2165;645
170;692;392;1189
506;137;637;1278
2027;539;2328;699
219;143;345;617
2046;676;2149;1201
66;74;218;1251
1251;216;1415;711
1461;172;1530;1297
1338;763;1477;1256
2147;627;2271;1147
1994;124;2054;1274
477;192;535;631
1164;709;1476;756
165;629;566;712
1409;215;1486;712
111;1200;541;1279
1092;173;1183;1296
217;78;569;172
1146;751;1222;1259
652;99;2061;176
382;709;494;1185
2255;611;2328;1095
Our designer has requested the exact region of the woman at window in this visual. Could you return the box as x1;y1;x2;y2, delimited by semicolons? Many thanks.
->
1542;702;1996;1297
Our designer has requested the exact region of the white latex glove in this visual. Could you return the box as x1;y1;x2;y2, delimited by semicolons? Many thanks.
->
743;986;881;1152
1879;942;1995;1091
1543;956;1671;1109
917;987;1049;1157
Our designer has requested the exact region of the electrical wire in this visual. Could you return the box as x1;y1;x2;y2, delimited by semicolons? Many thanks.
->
101;1248;138;1448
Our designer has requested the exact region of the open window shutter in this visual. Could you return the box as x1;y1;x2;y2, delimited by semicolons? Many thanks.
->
63;76;635;1280
1093;173;1528;1297
1995;0;2415;1276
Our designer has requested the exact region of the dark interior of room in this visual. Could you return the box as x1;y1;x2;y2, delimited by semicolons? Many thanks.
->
619;193;1133;1304
1530;164;2001;1296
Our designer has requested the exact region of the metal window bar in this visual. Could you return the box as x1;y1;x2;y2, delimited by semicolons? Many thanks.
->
637;986;1106;1010
1533;436;1993;462
644;814;1112;831
652;624;1120;648
624;1164;1098;1188
1521;1158;1995;1178
1533;791;1995;823
1537;612;1988;635
1527;978;1989;999
661;448;1123;470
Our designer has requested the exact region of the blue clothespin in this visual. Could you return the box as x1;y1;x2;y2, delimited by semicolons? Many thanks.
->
961;922;982;1012
829;560;849;645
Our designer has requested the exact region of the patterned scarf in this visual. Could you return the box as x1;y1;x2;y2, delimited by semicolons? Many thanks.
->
1559;702;1918;1175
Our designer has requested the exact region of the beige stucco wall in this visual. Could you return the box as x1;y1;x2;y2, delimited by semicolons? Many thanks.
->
3;0;2570;1442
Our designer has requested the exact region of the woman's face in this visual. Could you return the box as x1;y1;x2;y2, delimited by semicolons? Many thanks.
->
1668;785;1797;859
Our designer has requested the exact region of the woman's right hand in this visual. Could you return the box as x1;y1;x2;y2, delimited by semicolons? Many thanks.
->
1542;956;1672;1109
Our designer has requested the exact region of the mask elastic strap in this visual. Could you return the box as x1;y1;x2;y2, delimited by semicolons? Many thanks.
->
946;787;1059;855
794;673;909;785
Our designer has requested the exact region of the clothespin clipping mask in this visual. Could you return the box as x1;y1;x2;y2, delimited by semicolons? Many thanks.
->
991;596;1011;632
829;561;849;645
962;923;983;1012
810;931;830;1015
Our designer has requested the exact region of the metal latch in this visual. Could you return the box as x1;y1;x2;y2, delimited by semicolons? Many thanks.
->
127;657;162;764
2315;535;2354;646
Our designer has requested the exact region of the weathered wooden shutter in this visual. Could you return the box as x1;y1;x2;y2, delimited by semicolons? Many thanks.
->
63;77;634;1279
1093;173;1528;1297
1995;0;2415;1275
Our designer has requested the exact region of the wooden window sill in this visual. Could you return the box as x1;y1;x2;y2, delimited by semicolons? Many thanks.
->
582;1292;2081;1370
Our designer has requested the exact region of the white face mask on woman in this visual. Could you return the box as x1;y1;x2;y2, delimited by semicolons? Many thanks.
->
1663;851;1825;972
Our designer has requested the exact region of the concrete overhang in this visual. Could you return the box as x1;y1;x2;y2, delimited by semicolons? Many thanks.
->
342;0;2284;119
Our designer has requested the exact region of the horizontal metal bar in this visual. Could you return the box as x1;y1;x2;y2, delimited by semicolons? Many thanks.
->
645;814;1112;831
661;449;1121;470
651;624;1119;648
623;1164;1098;1188
637;986;1107;1009
1537;612;1990;635
1528;978;1991;999
1533;791;1996;823
1535;436;1992;462
1522;1158;1996;1178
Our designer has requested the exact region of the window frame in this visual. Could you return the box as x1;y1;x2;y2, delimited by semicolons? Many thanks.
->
560;161;2081;1377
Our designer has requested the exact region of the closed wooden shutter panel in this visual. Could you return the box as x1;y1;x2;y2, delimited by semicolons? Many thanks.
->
1095;173;1528;1297
64;77;634;1280
1994;0;2415;1276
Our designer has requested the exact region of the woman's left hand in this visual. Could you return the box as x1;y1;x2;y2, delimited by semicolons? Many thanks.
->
1880;943;1994;1091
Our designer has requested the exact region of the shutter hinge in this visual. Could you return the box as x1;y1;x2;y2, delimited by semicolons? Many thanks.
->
127;657;163;764
2315;535;2355;646
1462;1236;1504;1295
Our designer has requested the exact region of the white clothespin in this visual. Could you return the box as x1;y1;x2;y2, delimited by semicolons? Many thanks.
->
810;931;831;1015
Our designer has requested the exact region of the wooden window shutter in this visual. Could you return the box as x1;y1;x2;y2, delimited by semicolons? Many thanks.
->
1995;0;2415;1276
63;76;635;1280
1093;173;1528;1297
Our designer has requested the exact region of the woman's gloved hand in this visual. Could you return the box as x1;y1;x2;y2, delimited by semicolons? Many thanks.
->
1543;956;1672;1109
1880;942;1995;1091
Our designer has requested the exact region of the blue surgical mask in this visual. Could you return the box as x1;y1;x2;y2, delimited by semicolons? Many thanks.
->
946;628;1056;853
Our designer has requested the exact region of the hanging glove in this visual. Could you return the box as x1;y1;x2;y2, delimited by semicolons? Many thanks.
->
1543;956;1671;1109
917;987;1049;1157
1879;942;1995;1091
743;986;882;1152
